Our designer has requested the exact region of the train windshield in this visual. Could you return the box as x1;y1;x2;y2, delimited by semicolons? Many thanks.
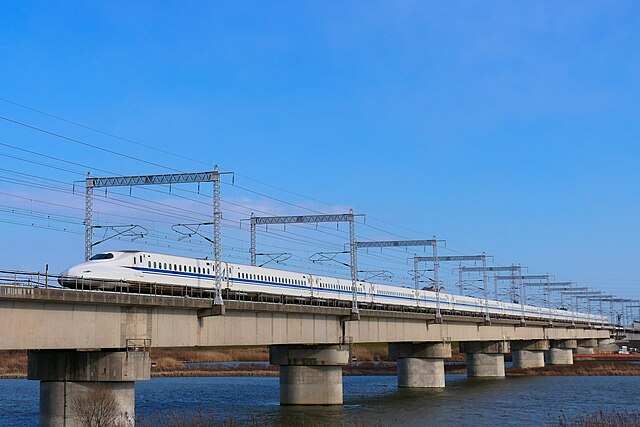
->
89;253;114;260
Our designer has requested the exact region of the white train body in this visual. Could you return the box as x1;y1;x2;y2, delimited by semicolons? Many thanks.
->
59;250;607;325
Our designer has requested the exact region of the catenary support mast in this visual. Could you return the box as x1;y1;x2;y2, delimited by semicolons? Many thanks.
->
84;169;229;311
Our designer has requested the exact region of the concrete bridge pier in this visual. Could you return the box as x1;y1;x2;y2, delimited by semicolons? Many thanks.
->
511;340;549;369
460;341;509;378
388;342;451;388
574;338;598;355
28;350;150;427
545;339;577;365
269;344;350;405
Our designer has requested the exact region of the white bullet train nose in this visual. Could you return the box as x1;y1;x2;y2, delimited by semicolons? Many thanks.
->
61;265;93;278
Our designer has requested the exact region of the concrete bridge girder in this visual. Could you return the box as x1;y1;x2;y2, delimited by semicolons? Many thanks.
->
0;295;611;350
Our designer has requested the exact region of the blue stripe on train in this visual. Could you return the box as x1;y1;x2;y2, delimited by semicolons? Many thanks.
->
124;266;590;321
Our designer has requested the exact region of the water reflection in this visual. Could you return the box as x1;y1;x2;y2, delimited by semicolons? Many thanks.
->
1;375;640;426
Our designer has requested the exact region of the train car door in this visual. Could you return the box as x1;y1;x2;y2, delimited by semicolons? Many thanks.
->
308;274;314;298
224;262;234;289
135;254;144;279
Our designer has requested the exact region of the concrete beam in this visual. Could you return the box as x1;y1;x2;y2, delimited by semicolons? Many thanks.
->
0;286;612;350
510;340;549;352
577;338;598;347
269;345;351;366
388;342;452;359
28;350;150;381
460;340;510;354
550;339;577;349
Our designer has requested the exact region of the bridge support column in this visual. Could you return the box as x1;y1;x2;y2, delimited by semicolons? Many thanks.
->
574;338;598;355
269;345;350;405
460;341;509;378
389;342;451;388
545;339;576;365
511;340;549;369
28;350;150;427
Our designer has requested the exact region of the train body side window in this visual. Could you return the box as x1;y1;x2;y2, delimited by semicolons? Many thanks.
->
133;257;136;265
153;262;156;268
148;261;151;268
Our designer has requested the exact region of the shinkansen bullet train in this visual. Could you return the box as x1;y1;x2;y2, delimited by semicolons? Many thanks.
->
59;250;607;325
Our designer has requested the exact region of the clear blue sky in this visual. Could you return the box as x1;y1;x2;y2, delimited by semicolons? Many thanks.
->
0;2;639;302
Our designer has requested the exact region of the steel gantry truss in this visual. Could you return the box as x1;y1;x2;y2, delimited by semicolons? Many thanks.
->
458;265;522;301
561;289;602;325
248;211;362;317
625;301;640;326
521;281;572;310
493;274;550;306
458;265;525;323
84;168;229;309
352;238;440;319
415;254;490;322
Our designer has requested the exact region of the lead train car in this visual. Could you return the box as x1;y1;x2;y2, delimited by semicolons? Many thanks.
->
59;250;606;325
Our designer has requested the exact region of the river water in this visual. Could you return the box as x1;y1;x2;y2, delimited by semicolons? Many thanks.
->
1;375;639;426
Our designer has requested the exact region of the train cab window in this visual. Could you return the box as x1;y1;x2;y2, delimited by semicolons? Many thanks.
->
140;256;143;263
90;253;114;260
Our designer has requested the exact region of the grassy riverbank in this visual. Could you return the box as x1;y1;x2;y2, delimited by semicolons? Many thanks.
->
2;347;639;379
548;410;640;426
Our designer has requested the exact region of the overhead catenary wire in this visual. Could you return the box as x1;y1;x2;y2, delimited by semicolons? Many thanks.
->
0;102;633;306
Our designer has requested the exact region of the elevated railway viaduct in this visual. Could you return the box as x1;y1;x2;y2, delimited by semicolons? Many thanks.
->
0;285;613;426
